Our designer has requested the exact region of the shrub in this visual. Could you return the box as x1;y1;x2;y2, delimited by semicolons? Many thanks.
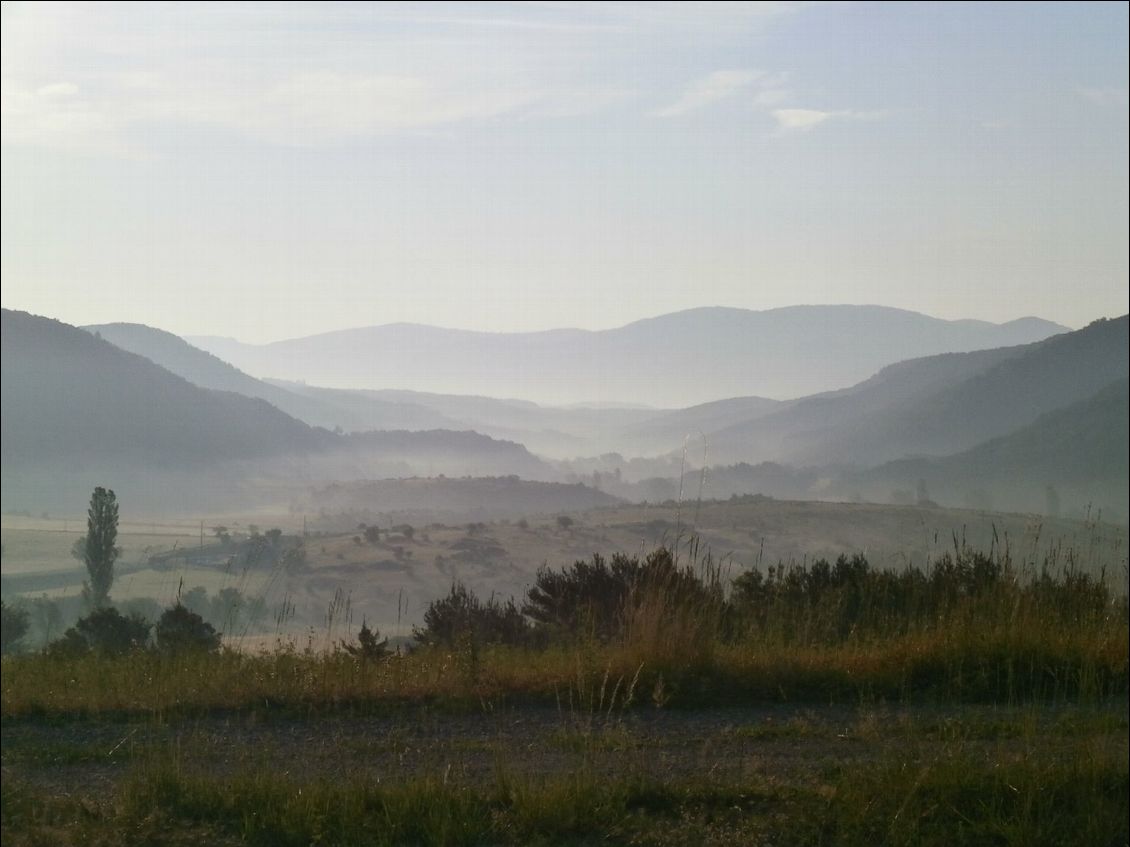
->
155;604;222;655
729;547;1118;646
523;548;722;646
50;607;151;657
1;599;30;654
414;583;531;649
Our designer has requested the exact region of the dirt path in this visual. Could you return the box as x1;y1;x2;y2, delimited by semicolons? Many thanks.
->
5;701;1123;798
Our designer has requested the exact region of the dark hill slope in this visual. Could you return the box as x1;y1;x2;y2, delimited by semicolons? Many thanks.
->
708;317;1127;467
85;322;461;433
1;311;557;515
2;309;328;470
855;379;1129;518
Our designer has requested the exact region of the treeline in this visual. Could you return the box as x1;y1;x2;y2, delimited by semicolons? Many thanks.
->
1;584;264;656
409;545;1124;651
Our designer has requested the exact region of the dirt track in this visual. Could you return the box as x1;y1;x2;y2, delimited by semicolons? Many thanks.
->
5;701;1124;798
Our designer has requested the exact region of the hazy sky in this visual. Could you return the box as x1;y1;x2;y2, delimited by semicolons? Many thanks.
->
2;2;1127;342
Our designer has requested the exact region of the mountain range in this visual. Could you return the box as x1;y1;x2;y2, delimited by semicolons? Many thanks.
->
2;305;1124;521
704;315;1128;467
186;305;1068;407
2;310;557;513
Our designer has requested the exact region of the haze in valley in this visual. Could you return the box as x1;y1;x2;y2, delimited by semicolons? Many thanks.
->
2;2;1127;631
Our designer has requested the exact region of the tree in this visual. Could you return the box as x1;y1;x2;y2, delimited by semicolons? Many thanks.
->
556;515;574;531
1;599;30;654
50;607;150;657
414;583;530;649
523;548;719;645
155;604;221;654
341;620;391;660
83;487;120;609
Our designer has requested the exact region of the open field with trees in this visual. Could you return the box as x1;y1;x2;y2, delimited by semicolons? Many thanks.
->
4;515;1127;845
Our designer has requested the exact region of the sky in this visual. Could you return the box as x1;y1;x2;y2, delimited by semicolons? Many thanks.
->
1;1;1127;343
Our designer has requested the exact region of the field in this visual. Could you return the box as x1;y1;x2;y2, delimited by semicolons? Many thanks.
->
6;497;1125;640
3;499;1128;845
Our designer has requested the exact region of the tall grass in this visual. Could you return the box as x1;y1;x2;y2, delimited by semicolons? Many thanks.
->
1;543;1126;718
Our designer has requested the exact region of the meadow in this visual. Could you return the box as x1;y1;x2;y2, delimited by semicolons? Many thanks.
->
3;528;1128;845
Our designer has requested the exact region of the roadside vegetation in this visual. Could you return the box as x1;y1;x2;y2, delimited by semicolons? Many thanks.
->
3;539;1127;716
2;492;1127;845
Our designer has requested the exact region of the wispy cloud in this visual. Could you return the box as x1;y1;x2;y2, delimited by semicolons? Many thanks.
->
771;107;886;132
253;73;539;142
0;80;133;155
0;2;805;153
653;69;765;117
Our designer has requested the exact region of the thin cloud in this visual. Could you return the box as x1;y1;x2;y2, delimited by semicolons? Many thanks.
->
255;73;538;141
0;80;133;156
653;69;765;117
0;3;808;153
772;107;886;132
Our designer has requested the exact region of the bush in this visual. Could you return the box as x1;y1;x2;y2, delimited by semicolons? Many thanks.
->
414;583;531;649
50;607;151;657
155;604;221;655
728;548;1118;646
1;599;30;654
523;548;722;645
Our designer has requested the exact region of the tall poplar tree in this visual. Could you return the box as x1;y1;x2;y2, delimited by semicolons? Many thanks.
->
83;487;120;609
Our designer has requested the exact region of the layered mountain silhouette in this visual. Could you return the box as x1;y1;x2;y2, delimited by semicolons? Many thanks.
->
703;316;1127;467
6;305;1123;521
188;305;1067;407
854;378;1129;517
81;323;660;456
85;322;462;434
3;310;326;470
1;310;555;513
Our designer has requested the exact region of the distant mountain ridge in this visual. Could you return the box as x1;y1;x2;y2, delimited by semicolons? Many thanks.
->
704;316;1128;467
853;378;1129;517
1;310;556;513
3;310;327;470
84;322;462;433
187;305;1069;407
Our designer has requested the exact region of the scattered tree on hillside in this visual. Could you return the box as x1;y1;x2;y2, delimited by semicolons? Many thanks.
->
556;515;574;531
82;487;120;609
